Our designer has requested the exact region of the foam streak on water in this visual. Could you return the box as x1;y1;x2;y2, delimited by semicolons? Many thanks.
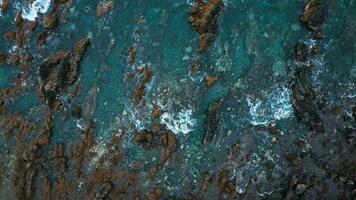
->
22;0;52;21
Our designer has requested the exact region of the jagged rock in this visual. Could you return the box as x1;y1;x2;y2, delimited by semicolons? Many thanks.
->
39;38;90;107
188;0;224;52
203;98;223;144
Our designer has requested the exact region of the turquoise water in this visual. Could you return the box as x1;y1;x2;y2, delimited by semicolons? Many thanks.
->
0;0;355;199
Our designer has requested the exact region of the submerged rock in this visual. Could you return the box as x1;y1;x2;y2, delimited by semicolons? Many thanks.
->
96;0;114;18
0;51;8;65
203;98;224;144
188;0;224;52
133;67;152;105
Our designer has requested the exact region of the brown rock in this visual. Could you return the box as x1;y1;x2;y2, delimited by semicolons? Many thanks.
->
38;32;47;45
0;51;7;65
188;0;224;52
9;54;21;66
152;106;163;119
0;0;11;12
44;13;58;29
206;75;218;87
134;129;154;150
4;31;17;41
300;0;321;24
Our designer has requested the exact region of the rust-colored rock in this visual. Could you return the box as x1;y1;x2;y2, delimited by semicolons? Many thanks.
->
206;75;218;87
39;38;90;107
96;0;114;18
188;0;224;52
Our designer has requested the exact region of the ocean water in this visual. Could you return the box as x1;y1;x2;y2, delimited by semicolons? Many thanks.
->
0;0;355;199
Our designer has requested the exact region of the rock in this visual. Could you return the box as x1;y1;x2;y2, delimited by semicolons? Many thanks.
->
152;106;163;119
96;0;114;18
9;54;21;66
295;42;309;62
127;46;137;64
39;38;90;107
300;0;322;24
299;0;327;39
134;129;154;150
133;67;152;105
190;59;201;74
292;66;323;132
44;13;58;29
188;0;224;52
206;76;218;87
295;184;307;195
0;51;7;65
38;32;47;45
4;31;17;41
0;0;11;12
218;171;238;197
203;98;224;144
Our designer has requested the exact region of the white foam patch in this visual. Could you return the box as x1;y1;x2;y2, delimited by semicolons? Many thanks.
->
160;109;197;135
246;86;292;125
22;0;52;21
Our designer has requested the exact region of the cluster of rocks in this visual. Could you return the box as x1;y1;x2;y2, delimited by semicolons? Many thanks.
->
38;37;90;108
188;0;224;52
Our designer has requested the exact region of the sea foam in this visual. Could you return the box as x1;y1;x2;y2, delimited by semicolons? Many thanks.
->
22;0;51;21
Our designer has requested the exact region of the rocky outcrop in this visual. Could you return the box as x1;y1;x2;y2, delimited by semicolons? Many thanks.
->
39;37;90;107
188;0;224;52
203;98;223;144
299;0;327;39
